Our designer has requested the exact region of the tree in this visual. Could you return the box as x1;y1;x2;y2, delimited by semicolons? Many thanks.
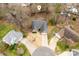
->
54;4;62;24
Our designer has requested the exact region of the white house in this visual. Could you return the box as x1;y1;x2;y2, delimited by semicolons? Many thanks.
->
3;30;23;45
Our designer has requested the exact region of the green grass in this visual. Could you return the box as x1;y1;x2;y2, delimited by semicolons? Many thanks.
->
4;43;31;56
71;43;79;49
0;24;14;40
57;41;69;52
48;27;59;43
17;43;31;56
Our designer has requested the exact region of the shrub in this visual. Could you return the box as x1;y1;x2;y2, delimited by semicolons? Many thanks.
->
22;31;28;37
54;4;62;13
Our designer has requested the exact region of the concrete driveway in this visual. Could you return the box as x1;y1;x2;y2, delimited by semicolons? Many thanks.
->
49;36;60;51
21;38;37;55
41;33;48;47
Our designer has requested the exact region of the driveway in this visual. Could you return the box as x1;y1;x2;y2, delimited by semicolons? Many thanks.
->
49;36;60;51
21;38;37;55
41;33;48;47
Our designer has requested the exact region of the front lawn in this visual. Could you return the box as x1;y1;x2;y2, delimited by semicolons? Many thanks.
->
0;23;14;40
3;43;31;56
57;40;69;52
48;26;59;43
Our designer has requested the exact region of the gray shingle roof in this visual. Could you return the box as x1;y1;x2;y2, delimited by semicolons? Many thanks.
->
64;26;79;42
32;47;55;56
32;20;48;33
3;30;23;45
56;26;79;42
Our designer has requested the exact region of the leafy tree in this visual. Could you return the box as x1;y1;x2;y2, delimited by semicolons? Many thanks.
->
54;3;62;13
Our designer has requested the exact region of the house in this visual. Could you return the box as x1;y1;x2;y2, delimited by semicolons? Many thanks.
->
32;20;48;33
55;25;79;46
32;47;55;56
67;6;78;14
3;30;23;45
64;26;79;42
58;49;79;56
56;26;79;42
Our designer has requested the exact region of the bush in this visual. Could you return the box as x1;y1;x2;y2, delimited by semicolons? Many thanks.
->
54;4;62;13
9;44;17;50
57;41;69;51
22;31;28;37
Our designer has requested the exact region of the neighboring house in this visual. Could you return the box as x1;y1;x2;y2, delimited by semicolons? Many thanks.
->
64;26;79;42
67;6;78;14
3;30;23;45
32;20;48;33
56;26;79;43
58;49;79;56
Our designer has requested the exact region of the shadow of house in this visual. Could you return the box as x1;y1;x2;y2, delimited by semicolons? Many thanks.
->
32;20;48;33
